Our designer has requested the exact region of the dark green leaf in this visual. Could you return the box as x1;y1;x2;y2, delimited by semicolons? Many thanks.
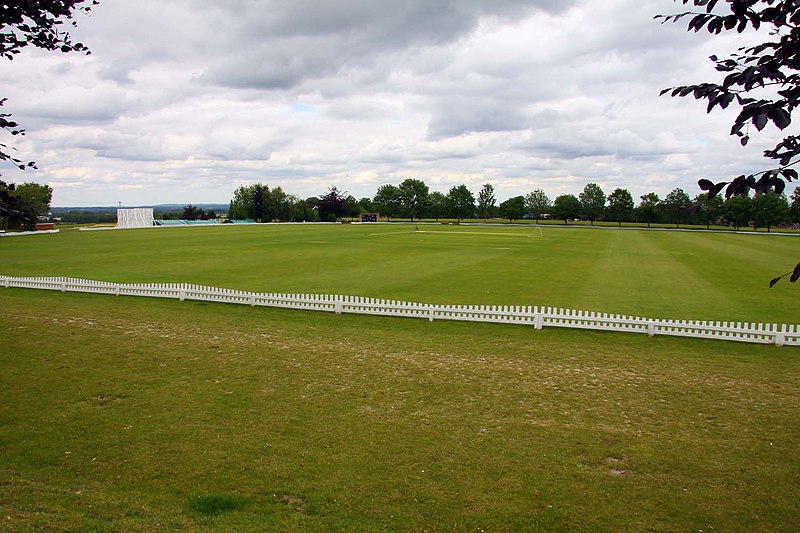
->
769;108;791;130
708;182;727;198
791;263;800;283
698;179;715;190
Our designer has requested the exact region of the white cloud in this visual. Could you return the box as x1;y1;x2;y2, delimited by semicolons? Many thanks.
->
0;0;792;206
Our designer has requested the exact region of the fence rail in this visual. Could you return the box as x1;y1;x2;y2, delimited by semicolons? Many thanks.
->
1;275;797;347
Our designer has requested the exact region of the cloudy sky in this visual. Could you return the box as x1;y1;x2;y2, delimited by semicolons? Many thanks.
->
0;0;791;206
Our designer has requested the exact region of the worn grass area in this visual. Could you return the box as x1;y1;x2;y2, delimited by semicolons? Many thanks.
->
1;289;800;531
1;223;798;322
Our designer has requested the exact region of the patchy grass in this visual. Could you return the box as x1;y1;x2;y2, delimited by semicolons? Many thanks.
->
1;289;800;531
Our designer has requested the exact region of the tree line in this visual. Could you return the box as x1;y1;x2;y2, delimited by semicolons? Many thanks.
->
4;177;797;232
545;183;798;232
228;179;800;231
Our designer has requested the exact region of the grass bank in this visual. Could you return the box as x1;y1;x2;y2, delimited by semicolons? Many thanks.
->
1;289;799;531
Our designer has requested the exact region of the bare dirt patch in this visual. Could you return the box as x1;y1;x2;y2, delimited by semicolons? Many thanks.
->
278;494;307;513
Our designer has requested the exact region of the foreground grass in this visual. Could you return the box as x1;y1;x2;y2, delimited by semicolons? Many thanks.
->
1;223;798;323
2;289;799;531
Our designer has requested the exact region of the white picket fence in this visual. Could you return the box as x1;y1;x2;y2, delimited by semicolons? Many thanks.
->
1;275;798;347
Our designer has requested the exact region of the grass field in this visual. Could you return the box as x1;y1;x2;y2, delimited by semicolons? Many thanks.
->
2;223;798;322
1;224;800;531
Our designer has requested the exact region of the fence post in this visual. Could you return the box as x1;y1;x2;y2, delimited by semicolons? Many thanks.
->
114;284;120;296
179;289;186;301
775;324;786;347
534;309;543;330
429;306;435;322
648;319;656;337
335;296;342;315
1;276;7;288
249;294;256;307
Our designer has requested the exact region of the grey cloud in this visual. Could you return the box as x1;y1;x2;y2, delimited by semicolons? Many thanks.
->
206;0;573;41
98;62;136;85
203;38;341;90
77;132;179;162
198;0;577;90
519;125;688;162
416;148;478;162
427;97;531;139
15;91;129;128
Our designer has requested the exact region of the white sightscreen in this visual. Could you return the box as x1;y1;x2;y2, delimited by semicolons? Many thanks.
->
116;208;155;228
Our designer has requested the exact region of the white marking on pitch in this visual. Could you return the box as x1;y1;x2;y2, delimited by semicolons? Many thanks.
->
368;228;544;238
416;230;541;238
368;230;418;236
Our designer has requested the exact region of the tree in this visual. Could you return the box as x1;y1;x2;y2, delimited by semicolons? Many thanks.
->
182;204;205;221
427;191;448;221
790;187;800;223
252;184;265;222
0;181;22;229
605;188;635;227
658;1;800;200
262;186;281;221
229;184;309;222
358;197;375;213
551;194;581;224
636;192;661;228
447;184;475;223
1;1;98;178
694;193;724;228
229;185;254;219
477;183;496;221
579;183;605;225
276;187;297;221
661;188;693;227
752;191;789;231
397;178;429;221
56;208;115;224
499;195;525;223
343;194;361;218
525;189;550;221
723;195;753;230
299;198;320;222
0;180;52;230
317;186;348;221
373;184;402;221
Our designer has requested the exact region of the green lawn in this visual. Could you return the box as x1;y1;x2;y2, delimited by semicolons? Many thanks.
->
1;224;799;531
2;223;798;322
